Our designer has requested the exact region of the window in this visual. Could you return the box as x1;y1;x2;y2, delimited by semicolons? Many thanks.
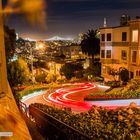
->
136;70;138;76
132;30;138;42
106;50;111;58
132;51;137;63
136;70;140;76
101;50;105;58
107;33;111;41
122;32;127;41
101;34;105;41
121;50;127;60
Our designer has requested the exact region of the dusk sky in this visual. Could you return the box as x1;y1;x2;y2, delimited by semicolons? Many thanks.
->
4;0;140;40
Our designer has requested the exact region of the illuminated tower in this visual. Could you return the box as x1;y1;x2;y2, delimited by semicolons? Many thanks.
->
103;18;107;27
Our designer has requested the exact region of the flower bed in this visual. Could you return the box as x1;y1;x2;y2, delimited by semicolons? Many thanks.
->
30;103;140;139
85;79;140;101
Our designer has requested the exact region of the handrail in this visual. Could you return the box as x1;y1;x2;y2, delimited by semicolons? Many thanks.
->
19;101;28;115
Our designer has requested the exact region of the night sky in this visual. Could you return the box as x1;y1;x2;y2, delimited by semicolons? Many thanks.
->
4;0;140;40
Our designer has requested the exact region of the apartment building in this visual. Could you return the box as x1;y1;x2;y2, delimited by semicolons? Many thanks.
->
100;16;140;81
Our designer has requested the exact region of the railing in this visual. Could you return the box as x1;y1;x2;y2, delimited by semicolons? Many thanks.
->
29;105;91;140
100;42;130;46
19;101;29;116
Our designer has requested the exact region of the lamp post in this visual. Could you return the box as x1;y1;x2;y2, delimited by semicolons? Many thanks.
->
30;46;35;83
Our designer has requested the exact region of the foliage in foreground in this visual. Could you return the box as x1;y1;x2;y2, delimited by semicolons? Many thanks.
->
30;103;140;140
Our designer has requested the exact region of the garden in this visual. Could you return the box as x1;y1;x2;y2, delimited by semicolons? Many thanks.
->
84;79;140;100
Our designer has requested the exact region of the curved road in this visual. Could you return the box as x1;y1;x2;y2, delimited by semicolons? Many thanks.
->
22;82;140;112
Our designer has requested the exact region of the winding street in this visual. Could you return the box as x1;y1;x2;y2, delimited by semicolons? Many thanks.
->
22;82;140;112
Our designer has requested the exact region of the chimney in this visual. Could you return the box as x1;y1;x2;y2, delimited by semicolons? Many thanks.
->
120;14;130;26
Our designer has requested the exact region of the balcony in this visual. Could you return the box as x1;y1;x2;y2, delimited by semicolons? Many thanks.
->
100;42;130;47
100;59;120;64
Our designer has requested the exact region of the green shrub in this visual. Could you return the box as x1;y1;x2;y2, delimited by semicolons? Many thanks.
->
105;81;120;87
35;73;47;83
30;103;140;139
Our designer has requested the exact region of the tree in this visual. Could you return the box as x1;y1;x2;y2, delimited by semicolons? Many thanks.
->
84;64;101;79
119;67;129;83
35;73;47;83
107;67;119;81
60;63;83;80
7;58;30;87
46;73;56;83
80;29;100;65
34;60;48;69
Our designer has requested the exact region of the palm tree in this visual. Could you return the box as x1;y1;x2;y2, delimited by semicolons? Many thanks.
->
80;29;100;66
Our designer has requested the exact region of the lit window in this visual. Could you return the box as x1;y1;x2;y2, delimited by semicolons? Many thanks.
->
101;50;105;58
106;50;111;58
121;50;127;60
132;30;138;42
132;51;137;63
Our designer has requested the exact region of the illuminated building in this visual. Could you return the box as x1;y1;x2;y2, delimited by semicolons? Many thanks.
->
100;15;140;81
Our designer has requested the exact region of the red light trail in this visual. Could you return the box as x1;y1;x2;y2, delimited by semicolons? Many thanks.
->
42;82;97;112
23;82;138;112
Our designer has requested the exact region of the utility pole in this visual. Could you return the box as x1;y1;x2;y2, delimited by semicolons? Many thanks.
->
0;0;8;96
30;46;35;83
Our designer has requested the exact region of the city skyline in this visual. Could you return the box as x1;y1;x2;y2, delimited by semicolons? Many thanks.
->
4;0;140;40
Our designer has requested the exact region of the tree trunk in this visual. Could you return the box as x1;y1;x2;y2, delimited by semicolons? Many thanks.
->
91;54;94;68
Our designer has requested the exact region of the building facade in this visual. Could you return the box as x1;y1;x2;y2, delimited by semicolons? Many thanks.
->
100;18;140;81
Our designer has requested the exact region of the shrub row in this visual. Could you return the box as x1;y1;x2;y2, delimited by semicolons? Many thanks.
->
30;103;140;140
